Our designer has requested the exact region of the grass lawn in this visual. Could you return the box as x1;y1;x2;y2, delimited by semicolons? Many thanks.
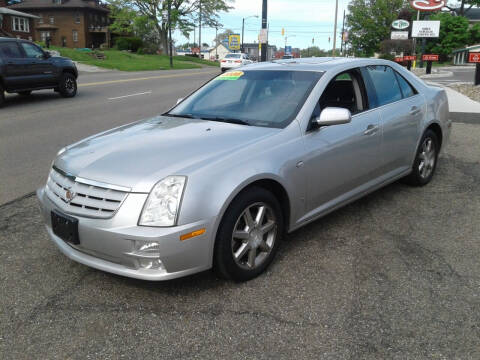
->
48;47;218;71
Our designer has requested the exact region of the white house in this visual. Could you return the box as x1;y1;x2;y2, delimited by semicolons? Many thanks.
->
208;43;230;61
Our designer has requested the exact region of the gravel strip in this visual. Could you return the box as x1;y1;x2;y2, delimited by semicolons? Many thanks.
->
448;83;480;103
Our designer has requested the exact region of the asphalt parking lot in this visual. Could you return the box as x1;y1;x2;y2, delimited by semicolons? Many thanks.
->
1;121;479;359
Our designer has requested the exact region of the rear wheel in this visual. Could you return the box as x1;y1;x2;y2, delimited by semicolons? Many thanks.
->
58;73;77;98
0;83;4;108
18;91;32;96
214;187;283;282
404;130;439;186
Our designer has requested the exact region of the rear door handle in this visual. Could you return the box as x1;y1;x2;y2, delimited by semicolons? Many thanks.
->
364;124;379;136
410;106;421;116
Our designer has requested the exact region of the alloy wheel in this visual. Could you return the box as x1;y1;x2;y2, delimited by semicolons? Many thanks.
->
418;137;436;179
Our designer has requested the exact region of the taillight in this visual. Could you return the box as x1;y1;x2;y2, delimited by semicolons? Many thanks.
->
234;60;242;63
221;60;226;63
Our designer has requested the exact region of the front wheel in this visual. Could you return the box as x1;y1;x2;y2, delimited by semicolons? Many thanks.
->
404;130;439;186
214;187;284;282
58;73;77;98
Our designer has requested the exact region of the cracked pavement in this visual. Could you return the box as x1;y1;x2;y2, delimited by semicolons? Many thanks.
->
1;123;480;359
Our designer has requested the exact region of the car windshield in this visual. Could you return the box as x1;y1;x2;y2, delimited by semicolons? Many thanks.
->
167;70;323;129
225;54;242;59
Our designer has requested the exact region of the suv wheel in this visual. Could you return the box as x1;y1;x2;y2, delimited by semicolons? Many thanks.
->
0;83;4;108
214;187;284;282
59;73;77;98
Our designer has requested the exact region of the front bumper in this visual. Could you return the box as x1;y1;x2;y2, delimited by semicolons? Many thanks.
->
37;187;216;281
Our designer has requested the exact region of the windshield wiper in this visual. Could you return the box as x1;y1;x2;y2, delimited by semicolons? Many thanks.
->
199;116;251;126
164;113;197;119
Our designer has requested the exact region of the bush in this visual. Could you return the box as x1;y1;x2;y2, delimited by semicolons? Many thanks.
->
114;37;143;52
35;41;46;48
378;53;395;61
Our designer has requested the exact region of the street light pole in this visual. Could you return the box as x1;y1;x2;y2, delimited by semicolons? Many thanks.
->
261;0;267;62
198;0;202;58
332;0;338;57
168;0;173;68
242;15;259;54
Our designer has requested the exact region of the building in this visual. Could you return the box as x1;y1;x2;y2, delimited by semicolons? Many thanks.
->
208;43;229;61
0;1;38;39
453;44;480;65
8;0;110;48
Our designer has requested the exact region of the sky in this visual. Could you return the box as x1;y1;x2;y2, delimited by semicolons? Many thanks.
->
173;0;350;51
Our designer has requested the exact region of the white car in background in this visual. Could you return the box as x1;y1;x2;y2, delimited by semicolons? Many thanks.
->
220;53;253;72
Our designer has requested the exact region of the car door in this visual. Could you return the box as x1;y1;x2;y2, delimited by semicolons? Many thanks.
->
18;42;56;87
302;69;383;216
363;65;423;174
0;41;30;90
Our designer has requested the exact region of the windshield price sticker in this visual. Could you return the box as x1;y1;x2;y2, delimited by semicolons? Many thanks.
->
217;71;244;81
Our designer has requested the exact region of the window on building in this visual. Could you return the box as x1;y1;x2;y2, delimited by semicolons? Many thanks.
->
49;16;54;24
40;31;51;43
74;13;81;23
38;14;43;24
53;0;62;4
73;30;78;42
12;17;30;32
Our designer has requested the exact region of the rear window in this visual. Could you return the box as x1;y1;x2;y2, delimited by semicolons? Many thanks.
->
225;54;241;59
0;42;23;59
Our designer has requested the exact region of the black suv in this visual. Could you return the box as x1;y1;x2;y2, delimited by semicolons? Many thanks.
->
0;37;78;107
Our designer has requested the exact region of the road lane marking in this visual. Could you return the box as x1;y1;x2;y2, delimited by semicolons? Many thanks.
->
108;91;152;100
79;70;218;87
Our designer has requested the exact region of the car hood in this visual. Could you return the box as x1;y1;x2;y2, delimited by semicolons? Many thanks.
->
55;116;279;193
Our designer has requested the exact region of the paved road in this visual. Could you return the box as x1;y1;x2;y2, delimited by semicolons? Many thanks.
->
1;123;479;359
423;66;476;85
0;67;220;205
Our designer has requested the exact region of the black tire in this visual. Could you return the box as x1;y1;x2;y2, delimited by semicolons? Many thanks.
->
404;129;439;186
220;68;226;72
0;83;4;108
58;73;77;98
18;91;32;96
214;187;284;282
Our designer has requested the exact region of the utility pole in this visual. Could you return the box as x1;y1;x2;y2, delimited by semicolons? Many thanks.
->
242;18;245;53
215;26;218;60
332;0;338;57
198;0;202;58
168;0;173;67
340;10;345;56
261;0;267;62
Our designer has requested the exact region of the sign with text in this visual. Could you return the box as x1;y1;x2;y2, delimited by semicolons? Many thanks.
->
422;54;439;61
391;31;409;40
469;53;480;63
410;0;445;11
258;29;268;43
404;55;417;61
228;34;241;51
285;46;292;55
394;57;404;62
412;21;440;38
392;19;410;30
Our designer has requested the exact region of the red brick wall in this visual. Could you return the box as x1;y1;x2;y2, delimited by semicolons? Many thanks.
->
0;0;8;8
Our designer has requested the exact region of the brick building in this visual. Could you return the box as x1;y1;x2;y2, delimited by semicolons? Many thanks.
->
8;0;110;48
0;0;38;40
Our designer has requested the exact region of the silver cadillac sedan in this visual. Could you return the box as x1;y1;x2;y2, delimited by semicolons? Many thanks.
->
37;58;450;282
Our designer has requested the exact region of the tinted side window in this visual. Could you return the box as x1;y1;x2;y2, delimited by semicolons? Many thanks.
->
366;66;402;107
395;72;416;98
20;43;44;59
0;42;24;59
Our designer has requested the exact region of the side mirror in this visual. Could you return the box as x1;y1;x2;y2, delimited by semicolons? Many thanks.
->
176;98;184;105
43;52;51;59
316;107;352;127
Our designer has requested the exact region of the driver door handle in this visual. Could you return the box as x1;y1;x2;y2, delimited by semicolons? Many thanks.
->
364;124;379;136
410;106;421;116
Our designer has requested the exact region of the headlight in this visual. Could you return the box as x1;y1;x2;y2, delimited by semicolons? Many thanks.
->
139;176;187;227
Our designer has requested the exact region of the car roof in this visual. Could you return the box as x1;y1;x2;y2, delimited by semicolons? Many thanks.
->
0;37;19;42
237;57;397;73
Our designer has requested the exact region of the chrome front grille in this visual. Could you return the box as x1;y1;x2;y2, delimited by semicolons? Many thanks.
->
45;167;130;219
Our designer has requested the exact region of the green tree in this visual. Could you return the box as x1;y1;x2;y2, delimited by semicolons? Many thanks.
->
346;0;410;57
300;47;328;58
426;12;470;60
214;29;234;45
468;23;480;44
108;0;232;54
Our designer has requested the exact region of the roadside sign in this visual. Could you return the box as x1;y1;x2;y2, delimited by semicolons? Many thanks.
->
412;21;440;38
469;53;480;63
410;0;445;11
422;54;439;61
285;46;292;55
404;55;417;61
391;31;409;40
392;19;410;30
258;29;268;43
228;34;241;51
394;57;404;62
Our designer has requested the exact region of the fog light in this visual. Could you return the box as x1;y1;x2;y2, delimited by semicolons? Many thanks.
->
125;241;166;271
